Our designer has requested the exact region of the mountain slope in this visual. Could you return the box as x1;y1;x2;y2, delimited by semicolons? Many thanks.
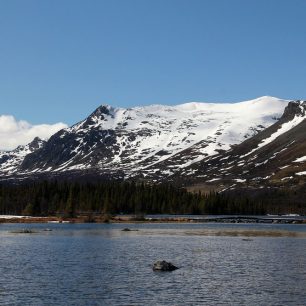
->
179;100;306;191
8;96;288;179
0;137;46;176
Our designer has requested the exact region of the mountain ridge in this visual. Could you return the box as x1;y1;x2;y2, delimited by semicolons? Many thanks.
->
2;96;304;191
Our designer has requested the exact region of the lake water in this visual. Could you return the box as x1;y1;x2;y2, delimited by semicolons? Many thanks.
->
0;222;305;305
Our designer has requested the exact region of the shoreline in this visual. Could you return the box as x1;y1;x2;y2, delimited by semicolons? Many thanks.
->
0;215;305;224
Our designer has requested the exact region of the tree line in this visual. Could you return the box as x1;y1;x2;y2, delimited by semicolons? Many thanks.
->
0;180;304;216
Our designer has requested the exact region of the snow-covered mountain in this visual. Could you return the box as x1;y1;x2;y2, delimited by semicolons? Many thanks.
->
179;100;306;191
0;96;289;180
0;137;45;176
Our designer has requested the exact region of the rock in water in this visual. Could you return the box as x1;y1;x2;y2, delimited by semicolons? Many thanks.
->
121;228;139;232
152;260;179;271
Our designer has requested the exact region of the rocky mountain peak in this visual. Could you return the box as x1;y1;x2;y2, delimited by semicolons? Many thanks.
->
28;137;45;151
80;104;116;128
90;105;115;118
281;100;306;120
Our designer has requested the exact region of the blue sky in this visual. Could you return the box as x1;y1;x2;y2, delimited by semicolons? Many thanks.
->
1;0;306;125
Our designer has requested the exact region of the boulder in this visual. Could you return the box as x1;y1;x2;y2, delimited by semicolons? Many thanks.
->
152;260;179;271
121;228;139;232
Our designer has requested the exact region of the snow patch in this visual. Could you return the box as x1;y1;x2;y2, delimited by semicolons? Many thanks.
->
206;178;221;182
281;176;293;181
296;171;306;176
293;156;306;163
234;178;246;183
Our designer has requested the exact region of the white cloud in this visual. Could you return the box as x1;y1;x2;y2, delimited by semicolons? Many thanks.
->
0;115;68;151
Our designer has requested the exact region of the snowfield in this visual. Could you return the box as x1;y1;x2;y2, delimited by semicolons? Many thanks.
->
65;96;288;172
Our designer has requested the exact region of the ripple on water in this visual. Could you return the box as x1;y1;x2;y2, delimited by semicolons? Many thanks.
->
0;223;305;305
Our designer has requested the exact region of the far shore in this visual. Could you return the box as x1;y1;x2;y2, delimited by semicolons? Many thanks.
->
0;214;305;224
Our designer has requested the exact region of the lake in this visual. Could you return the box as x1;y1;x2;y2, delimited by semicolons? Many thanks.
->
0;222;305;305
